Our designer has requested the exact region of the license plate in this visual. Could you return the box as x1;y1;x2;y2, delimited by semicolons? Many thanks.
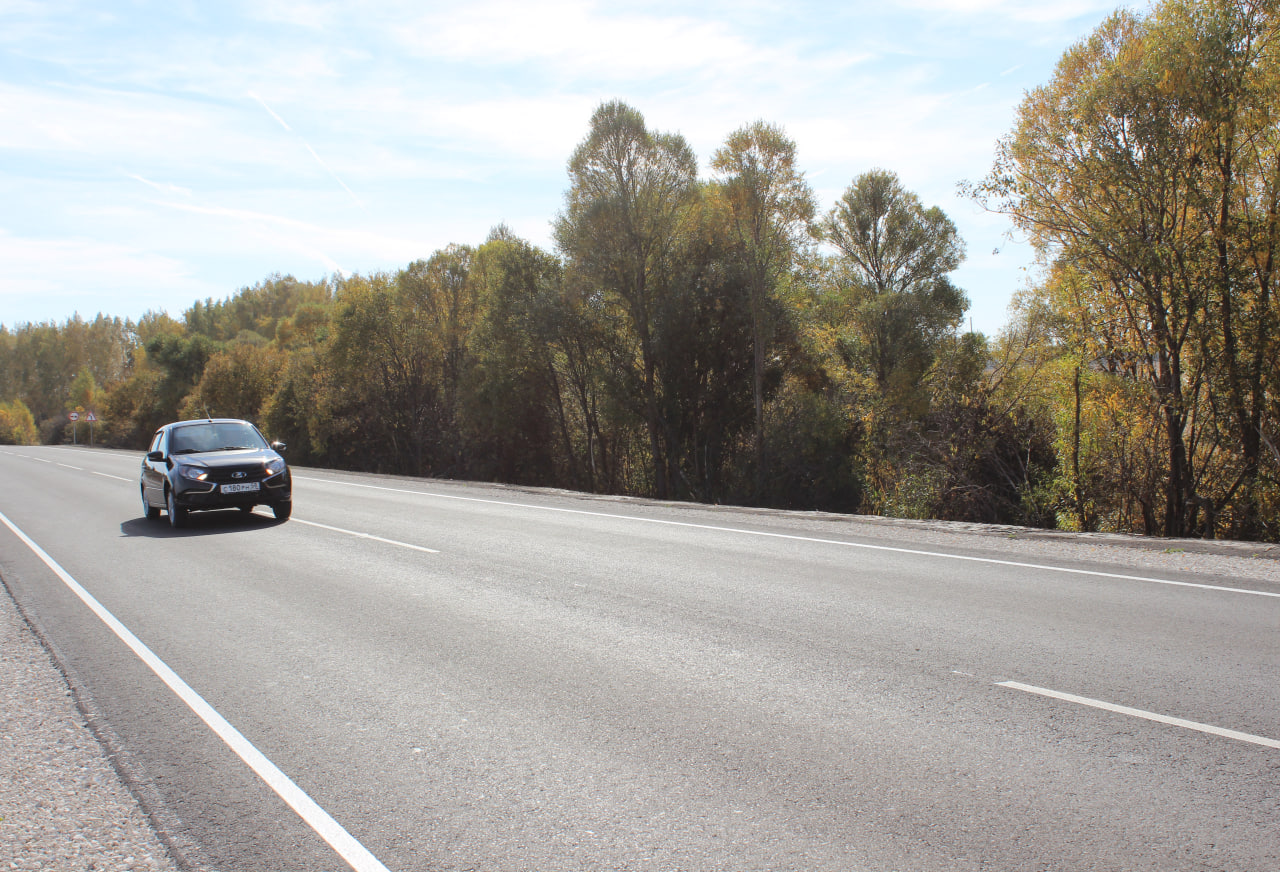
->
221;482;260;494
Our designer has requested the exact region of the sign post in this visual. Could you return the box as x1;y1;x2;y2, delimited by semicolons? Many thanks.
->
68;411;80;445
86;411;97;447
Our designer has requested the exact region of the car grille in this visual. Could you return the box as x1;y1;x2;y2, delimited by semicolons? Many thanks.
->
205;465;268;484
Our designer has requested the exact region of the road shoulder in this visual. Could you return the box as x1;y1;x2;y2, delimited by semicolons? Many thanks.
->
0;582;180;872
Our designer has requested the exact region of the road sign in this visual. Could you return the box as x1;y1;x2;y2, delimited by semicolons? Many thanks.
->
68;412;79;422
86;412;97;422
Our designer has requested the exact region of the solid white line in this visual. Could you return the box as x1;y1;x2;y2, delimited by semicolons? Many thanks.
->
0;511;394;872
998;681;1280;750
294;476;1280;599
292;518;439;554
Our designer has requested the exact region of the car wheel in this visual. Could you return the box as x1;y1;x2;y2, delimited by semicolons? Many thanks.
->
271;501;292;521
141;485;161;521
166;488;187;528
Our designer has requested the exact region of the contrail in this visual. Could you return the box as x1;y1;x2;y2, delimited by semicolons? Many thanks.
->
249;90;294;132
249;90;365;210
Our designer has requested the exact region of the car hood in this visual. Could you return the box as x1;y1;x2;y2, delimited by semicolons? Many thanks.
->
178;448;280;468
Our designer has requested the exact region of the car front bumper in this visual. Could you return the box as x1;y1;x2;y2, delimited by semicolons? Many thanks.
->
172;472;291;510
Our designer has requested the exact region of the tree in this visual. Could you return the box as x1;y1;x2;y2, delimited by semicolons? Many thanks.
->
324;249;478;476
711;122;815;497
818;169;967;411
179;343;285;422
973;0;1280;539
1159;0;1280;538
650;189;756;502
0;399;38;445
554;100;699;498
67;367;99;414
464;228;573;486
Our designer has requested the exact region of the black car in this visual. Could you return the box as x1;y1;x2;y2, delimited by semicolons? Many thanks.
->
141;418;292;527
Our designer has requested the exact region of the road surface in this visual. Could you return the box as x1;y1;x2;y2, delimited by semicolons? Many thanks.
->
1;445;1277;871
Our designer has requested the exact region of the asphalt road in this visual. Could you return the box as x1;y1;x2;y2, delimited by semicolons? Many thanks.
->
1;445;1277;872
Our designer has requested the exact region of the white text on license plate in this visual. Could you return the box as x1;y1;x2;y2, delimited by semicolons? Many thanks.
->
221;482;260;494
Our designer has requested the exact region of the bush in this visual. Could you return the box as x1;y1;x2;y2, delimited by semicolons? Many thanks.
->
0;400;39;445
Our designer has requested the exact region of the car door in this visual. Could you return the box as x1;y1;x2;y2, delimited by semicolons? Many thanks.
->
141;429;167;505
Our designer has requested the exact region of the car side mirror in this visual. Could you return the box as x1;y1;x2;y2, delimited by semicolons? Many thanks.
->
271;441;287;453
147;450;164;462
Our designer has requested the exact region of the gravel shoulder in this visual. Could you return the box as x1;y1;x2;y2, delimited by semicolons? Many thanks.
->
0;581;180;871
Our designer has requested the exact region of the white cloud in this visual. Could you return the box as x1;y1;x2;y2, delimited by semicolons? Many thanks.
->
0;229;208;324
895;0;1113;24
398;0;755;77
0;82;291;170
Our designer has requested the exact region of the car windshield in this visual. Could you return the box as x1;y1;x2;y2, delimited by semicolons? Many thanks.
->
169;422;268;455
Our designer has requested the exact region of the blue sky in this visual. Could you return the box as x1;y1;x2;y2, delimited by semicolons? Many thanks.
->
1;0;1119;335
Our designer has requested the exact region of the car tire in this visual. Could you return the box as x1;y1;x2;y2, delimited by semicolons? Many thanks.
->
271;501;292;521
166;488;187;528
142;486;161;521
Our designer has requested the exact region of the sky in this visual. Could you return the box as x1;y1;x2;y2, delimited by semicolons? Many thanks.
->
1;0;1121;336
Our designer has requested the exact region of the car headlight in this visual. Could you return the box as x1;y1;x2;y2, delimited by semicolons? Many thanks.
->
177;465;209;482
265;458;286;476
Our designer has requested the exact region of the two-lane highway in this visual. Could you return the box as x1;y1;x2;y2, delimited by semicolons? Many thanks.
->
2;445;1277;871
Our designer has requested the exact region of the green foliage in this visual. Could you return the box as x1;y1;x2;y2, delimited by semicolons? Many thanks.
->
711;121;816;497
462;229;573;487
185;275;332;343
67;367;99;413
179;343;285;422
758;374;863;512
555;100;700;499
818;169;968;409
321;247;479;476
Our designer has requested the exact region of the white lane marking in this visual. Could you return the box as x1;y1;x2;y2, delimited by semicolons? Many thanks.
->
4;451;130;481
93;471;133;482
295;476;1280;600
998;681;1280;750
292;518;439;554
0;511;394;872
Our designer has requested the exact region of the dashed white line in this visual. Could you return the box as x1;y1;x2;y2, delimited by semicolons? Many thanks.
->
998;681;1280;750
0;510;394;872
292;518;439;553
57;463;82;470
92;471;133;482
295;476;1279;599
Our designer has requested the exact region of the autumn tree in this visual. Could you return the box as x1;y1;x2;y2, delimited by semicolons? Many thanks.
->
974;0;1280;539
651;188;756;502
711;122;815;496
463;228;574;486
179;342;286;422
555;100;699;498
324;248;478;476
818;169;967;413
0;399;38;445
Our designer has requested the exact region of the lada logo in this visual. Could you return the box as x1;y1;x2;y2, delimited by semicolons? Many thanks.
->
231;471;247;479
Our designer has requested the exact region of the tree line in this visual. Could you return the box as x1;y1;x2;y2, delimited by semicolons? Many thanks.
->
3;0;1277;542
